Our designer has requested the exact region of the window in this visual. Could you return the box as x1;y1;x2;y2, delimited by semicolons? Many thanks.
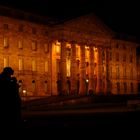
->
4;37;9;48
4;57;9;67
32;28;36;34
130;68;133;79
45;61;49;72
116;53;119;61
19;25;24;32
130;55;133;63
116;65;119;79
32;60;37;71
3;24;8;30
123;54;126;62
19;58;24;71
18;40;23;49
109;52;112;61
44;43;49;53
123;66;127;78
32;41;37;51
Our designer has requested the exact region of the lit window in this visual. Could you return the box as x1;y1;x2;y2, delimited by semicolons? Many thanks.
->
32;41;37;51
4;37;9;48
19;58;24;71
32;60;37;71
18;40;23;49
45;61;48;72
4;57;9;67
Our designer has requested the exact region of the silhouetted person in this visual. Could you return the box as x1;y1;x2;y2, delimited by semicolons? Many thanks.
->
0;67;22;133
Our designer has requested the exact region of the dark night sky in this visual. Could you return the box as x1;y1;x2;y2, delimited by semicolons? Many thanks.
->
0;0;140;39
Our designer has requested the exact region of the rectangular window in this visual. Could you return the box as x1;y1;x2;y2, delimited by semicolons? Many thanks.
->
4;57;9;67
3;24;9;30
123;54;126;62
32;60;36;71
18;25;24;32
109;52;112;61
4;37;9;48
44;43;49;53
116;53;119;61
130;68;133;79
45;61;48;72
116;65;119;79
130;55;133;63
18;40;23;49
19;58;23;71
32;41;37;51
123;66;127;78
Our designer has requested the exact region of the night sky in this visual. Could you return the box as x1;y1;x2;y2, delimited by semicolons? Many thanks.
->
0;0;140;39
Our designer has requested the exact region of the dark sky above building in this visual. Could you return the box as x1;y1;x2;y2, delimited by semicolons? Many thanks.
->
0;0;140;39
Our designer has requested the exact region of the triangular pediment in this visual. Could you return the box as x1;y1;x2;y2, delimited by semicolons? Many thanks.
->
61;13;114;37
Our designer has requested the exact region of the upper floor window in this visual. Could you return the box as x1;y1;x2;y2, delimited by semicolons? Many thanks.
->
44;43;49;53
116;53;119;61
123;54;126;62
32;41;37;51
32;28;36;34
18;40;23;49
3;24;9;30
18;25;24;32
130;55;133;63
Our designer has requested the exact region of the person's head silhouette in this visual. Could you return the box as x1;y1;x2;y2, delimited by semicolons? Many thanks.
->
2;67;14;77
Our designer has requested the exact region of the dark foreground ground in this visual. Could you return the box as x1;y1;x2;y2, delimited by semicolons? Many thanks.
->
23;111;140;129
20;94;140;137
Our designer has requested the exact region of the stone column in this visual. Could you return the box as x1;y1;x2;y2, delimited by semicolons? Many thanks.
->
60;40;67;95
89;46;94;94
97;47;102;94
105;47;110;94
79;44;86;95
70;42;77;95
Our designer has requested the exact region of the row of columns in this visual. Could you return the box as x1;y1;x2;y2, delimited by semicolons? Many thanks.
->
58;40;109;95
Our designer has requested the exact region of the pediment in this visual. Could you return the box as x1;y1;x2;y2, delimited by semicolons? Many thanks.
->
61;13;114;37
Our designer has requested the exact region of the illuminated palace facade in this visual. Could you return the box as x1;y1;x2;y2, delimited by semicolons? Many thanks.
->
0;7;140;97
